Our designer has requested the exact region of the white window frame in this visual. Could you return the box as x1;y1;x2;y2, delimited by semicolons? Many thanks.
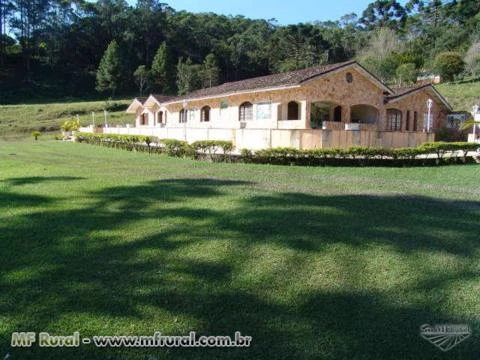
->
256;101;272;121
189;109;196;122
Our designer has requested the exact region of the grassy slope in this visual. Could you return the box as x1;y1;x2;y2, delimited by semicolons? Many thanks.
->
436;81;480;112
0;99;132;140
0;140;479;359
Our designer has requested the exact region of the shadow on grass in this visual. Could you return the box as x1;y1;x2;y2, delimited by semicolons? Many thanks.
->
0;192;55;208
0;178;479;359
218;193;480;256
2;176;86;186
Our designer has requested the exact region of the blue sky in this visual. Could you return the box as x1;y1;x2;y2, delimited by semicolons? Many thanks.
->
161;0;388;25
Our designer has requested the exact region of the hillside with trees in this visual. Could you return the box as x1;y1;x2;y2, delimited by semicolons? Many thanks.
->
0;0;479;105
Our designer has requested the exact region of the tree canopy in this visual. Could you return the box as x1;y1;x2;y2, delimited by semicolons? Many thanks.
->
1;0;479;101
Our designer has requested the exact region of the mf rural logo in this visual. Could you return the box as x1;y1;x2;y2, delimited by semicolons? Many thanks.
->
420;324;471;352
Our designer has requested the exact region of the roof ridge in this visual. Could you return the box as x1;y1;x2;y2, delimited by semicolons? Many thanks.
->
200;60;356;89
389;83;431;97
173;60;358;102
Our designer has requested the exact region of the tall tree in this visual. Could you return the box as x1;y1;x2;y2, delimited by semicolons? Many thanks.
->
358;27;404;82
96;40;123;96
132;0;167;65
270;24;330;72
0;0;13;65
202;53;220;88
93;0;130;42
133;64;150;95
360;0;407;30
176;57;201;95
151;41;173;94
10;0;52;72
227;19;273;79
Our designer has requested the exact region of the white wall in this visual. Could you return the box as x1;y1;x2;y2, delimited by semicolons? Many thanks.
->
137;101;305;131
100;126;307;150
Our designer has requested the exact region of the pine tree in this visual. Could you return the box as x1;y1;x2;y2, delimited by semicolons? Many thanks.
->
96;40;123;97
151;42;173;94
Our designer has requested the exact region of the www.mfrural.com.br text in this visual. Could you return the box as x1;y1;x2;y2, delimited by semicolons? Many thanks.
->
11;331;252;348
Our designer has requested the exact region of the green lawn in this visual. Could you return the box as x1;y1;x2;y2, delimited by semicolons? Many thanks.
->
0;99;132;140
1;140;479;359
436;81;480;112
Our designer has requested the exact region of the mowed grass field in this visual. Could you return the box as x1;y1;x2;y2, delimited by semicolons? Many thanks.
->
0;140;479;359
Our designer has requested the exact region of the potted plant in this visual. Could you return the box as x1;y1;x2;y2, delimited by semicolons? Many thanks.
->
61;119;80;137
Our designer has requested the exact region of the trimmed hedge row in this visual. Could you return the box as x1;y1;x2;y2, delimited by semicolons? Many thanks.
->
75;133;479;166
75;133;161;153
75;133;234;159
244;142;479;166
191;140;234;155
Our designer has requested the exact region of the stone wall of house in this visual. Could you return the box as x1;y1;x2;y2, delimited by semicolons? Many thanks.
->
384;89;448;132
154;67;386;130
302;67;385;126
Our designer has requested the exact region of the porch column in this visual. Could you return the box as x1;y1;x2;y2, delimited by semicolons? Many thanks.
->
378;108;387;131
135;112;141;127
344;106;351;123
301;100;310;129
271;102;280;128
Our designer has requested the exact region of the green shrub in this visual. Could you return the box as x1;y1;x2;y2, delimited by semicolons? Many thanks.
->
240;148;253;162
434;52;465;82
191;140;234;161
160;139;193;158
392;147;422;159
191;140;234;154
32;131;41;141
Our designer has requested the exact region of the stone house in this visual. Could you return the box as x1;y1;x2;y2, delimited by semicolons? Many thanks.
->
110;60;452;149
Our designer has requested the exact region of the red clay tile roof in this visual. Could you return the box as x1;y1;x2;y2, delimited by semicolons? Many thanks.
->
151;95;177;103
185;60;356;99
156;60;358;104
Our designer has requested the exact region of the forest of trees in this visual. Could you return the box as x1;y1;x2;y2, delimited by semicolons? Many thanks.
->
0;0;479;102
